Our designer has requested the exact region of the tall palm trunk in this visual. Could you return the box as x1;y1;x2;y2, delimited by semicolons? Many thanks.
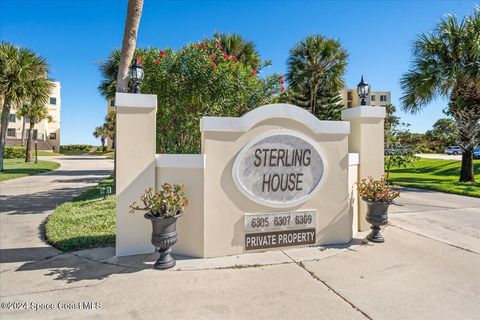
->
21;117;26;146
25;121;34;162
450;80;480;183
0;98;12;171
114;0;144;191
310;81;318;115
101;136;106;152
116;0;144;93
460;150;474;182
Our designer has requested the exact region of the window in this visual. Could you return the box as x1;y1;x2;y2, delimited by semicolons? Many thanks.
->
7;128;16;137
347;102;352;108
50;97;57;105
371;95;376;101
110;99;115;107
380;95;387;102
8;113;16;122
49;133;57;140
347;91;353;100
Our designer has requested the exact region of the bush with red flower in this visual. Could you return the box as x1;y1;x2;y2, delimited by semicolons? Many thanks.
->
98;38;282;153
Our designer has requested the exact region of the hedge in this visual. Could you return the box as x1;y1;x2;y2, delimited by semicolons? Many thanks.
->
60;145;93;152
4;146;27;159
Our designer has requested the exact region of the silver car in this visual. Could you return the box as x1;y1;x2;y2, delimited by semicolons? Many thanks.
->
445;146;462;155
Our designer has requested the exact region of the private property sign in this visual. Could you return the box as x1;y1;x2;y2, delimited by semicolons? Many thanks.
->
232;130;327;208
244;211;317;250
233;130;325;250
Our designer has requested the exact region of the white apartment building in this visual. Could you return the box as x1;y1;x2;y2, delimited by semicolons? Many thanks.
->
3;81;61;152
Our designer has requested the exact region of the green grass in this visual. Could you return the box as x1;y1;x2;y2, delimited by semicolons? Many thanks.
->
388;158;480;197
0;159;60;182
61;150;89;155
45;176;115;251
90;150;114;159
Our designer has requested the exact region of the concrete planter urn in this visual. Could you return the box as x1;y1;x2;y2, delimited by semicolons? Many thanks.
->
145;211;183;270
363;199;389;243
129;184;189;270
357;177;400;243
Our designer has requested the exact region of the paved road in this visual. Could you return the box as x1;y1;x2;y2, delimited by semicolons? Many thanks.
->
0;156;113;271
1;159;479;320
390;187;480;253
417;153;462;161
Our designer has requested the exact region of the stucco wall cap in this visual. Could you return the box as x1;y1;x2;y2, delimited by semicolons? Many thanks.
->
115;92;157;109
341;105;386;120
156;154;205;169
349;153;359;166
200;103;350;135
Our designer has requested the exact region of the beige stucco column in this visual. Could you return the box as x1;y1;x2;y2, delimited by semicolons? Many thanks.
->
115;92;157;256
341;106;386;231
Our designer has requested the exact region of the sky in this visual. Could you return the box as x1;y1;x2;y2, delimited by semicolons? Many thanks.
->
0;0;478;145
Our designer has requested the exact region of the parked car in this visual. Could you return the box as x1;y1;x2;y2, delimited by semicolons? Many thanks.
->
445;146;462;155
474;147;480;160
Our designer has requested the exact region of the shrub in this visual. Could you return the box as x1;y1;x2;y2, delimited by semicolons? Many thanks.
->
60;144;93;152
4;146;26;159
139;44;282;153
100;40;282;154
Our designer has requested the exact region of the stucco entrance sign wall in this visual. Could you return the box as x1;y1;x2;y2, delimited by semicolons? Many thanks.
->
116;97;385;258
232;130;326;208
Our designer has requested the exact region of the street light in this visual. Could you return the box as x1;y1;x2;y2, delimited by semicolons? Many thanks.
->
129;56;144;93
357;75;371;106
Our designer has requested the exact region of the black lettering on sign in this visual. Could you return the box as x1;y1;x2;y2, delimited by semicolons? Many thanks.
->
245;228;316;250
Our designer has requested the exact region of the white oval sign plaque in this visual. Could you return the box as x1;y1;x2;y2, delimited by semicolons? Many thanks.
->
232;130;326;208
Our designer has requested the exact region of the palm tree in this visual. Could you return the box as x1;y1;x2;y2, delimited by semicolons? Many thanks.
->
16;103;52;162
116;0;144;93
286;35;348;116
93;125;108;152
400;8;480;182
0;42;53;170
99;50;122;99
207;33;262;70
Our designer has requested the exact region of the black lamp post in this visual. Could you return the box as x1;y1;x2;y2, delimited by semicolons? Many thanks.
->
357;75;371;106
129;57;144;93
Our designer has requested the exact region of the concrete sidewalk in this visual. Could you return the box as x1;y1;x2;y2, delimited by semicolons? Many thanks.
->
1;161;479;319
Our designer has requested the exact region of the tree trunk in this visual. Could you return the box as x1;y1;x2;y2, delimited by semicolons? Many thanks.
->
449;80;480;183
459;150;474;182
116;0;144;93
0;97;12;171
310;82;318;116
25;122;34;162
101;137;106;152
21;117;26;146
385;156;392;179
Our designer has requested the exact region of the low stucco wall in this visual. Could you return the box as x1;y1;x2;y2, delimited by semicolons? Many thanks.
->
116;97;382;259
155;155;205;258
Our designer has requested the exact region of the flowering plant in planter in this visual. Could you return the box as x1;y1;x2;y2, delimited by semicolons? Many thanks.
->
356;177;400;243
357;177;400;204
129;183;189;218
129;183;189;270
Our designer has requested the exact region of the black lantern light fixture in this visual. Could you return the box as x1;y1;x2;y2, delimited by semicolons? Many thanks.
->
129;56;144;93
357;75;371;106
